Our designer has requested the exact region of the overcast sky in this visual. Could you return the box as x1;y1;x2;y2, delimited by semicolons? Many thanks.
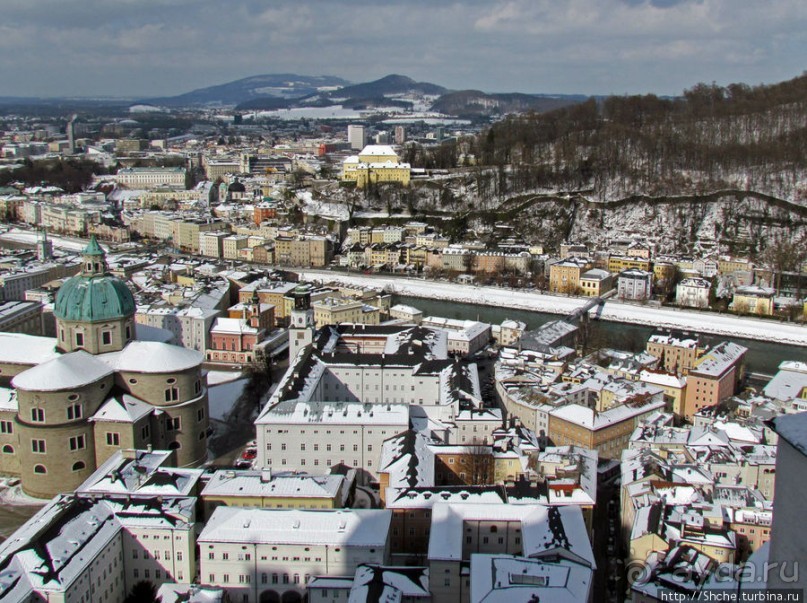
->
0;0;804;98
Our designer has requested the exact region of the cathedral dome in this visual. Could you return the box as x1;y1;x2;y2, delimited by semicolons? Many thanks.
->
53;236;136;323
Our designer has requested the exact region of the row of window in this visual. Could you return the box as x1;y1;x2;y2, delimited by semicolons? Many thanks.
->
30;461;86;474
27;403;85;424
272;443;367;452
132;549;182;561
207;573;309;585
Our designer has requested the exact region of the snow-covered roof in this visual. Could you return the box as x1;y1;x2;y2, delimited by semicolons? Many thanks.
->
0;387;17;412
358;145;398;157
91;394;153;423
210;317;259;335
470;554;592;603
77;449;202;497
0;333;59;366
550;397;665;431
763;362;807;402
201;470;344;499
199;508;391;547
256;400;409;426
11;350;113;391
101;341;202;374
690;341;747;377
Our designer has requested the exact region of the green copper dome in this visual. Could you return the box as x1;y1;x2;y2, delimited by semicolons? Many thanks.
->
54;235;136;323
54;274;136;322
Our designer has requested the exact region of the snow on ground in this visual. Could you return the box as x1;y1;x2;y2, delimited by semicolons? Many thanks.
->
295;271;807;347
207;378;249;422
206;370;245;386
0;228;105;253
298;191;351;221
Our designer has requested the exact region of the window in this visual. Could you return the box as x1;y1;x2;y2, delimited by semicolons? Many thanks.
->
2;445;13;454
32;439;46;454
0;421;12;434
75;332;84;347
166;417;181;431
197;408;205;422
31;408;45;422
102;331;112;345
141;425;150;439
34;464;46;474
164;387;179;402
69;435;86;451
72;461;86;472
67;404;82;420
106;432;120;446
194;380;202;395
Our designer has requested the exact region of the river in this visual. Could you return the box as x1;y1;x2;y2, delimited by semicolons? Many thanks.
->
397;295;804;377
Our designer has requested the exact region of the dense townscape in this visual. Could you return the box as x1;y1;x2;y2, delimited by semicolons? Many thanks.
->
0;71;804;603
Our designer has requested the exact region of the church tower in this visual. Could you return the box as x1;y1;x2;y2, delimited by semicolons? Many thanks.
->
289;285;315;360
53;235;136;354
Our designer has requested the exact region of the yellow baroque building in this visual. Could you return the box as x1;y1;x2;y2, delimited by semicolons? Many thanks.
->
342;145;411;188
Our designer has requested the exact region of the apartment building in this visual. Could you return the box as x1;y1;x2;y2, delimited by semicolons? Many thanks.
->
198;508;391;603
683;341;747;420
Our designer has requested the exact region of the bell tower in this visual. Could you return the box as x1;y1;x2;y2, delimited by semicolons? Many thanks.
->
289;285;315;360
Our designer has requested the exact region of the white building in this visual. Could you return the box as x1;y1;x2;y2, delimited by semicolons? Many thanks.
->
427;503;595;603
348;125;367;150
618;268;654;301
198;507;392;602
421;316;491;356
116;167;187;189
136;304;220;351
676;277;711;309
0;493;197;601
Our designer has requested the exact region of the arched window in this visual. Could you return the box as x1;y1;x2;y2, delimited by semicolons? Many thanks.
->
72;461;86;472
168;442;181;450
2;445;13;454
34;464;47;474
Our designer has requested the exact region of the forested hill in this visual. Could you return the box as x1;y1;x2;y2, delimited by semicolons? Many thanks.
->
468;74;807;202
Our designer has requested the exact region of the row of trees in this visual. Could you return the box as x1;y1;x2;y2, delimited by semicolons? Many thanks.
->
0;157;107;193
398;74;806;203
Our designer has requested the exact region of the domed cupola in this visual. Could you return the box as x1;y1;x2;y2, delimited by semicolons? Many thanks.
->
54;235;137;354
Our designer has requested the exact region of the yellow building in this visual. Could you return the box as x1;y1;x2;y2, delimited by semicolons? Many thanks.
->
312;297;380;328
732;285;775;316
200;469;347;517
608;255;652;273
549;259;592;294
579;268;614;297
639;370;688;416
342;145;411;188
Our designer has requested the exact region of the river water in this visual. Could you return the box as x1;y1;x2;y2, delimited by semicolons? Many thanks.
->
397;295;805;376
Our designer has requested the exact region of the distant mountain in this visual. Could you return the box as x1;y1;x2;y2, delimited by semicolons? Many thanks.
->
144;74;351;107
430;90;588;118
324;74;447;100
